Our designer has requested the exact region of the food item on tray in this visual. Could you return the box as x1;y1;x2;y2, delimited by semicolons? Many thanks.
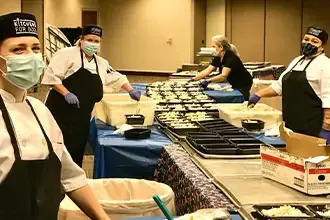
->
260;205;308;217
317;209;330;217
228;103;275;112
177;208;230;220
194;95;209;100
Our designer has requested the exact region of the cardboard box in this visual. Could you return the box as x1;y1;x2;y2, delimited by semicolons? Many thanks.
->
261;123;330;195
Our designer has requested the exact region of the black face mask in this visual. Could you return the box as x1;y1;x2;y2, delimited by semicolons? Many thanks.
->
301;43;319;57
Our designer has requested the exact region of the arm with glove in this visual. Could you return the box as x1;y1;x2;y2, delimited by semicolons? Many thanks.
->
200;67;231;88
320;109;330;144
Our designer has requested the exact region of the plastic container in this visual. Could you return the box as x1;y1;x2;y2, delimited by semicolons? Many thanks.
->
101;94;158;127
125;114;145;125
218;103;282;129
124;128;151;139
58;179;176;220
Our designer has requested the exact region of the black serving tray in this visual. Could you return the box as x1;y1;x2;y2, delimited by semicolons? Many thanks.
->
253;205;315;219
239;148;260;155
186;134;220;139
198;145;238;155
213;128;242;134
167;126;201;136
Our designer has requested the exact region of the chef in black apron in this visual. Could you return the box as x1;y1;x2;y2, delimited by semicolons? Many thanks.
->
248;26;330;143
0;13;109;219
191;35;252;101
42;25;141;167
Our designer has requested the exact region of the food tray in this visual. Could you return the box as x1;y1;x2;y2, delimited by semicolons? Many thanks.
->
307;204;330;219
228;138;263;149
253;205;315;219
239;148;260;155
167;125;201;136
199;145;238;155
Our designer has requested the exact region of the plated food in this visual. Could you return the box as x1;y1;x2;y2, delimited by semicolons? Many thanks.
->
260;205;309;217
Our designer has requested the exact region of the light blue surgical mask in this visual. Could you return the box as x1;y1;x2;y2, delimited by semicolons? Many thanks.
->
82;41;100;56
0;53;45;89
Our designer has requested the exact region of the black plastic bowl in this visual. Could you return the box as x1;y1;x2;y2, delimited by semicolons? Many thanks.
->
125;114;145;125
124;128;151;139
241;119;265;131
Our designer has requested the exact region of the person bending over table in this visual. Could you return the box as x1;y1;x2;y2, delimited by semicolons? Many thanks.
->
190;35;252;100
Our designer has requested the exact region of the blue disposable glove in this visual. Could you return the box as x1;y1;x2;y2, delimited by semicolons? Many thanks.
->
248;94;261;108
129;89;141;101
320;129;330;145
64;92;80;108
188;78;195;83
200;80;209;88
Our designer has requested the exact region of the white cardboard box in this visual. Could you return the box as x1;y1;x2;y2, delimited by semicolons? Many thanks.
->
261;123;330;195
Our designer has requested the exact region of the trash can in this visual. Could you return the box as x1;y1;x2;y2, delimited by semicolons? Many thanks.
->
58;178;176;220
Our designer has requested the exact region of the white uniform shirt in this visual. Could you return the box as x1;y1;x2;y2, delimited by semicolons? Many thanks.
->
0;89;87;192
42;46;128;93
271;53;330;108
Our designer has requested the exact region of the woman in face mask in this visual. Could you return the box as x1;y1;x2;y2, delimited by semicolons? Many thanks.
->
42;25;140;167
190;35;252;100
248;26;330;143
0;13;110;219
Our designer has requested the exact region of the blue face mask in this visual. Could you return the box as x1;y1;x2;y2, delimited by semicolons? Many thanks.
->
1;53;45;89
82;41;100;56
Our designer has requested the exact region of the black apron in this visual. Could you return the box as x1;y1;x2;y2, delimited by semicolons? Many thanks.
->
0;96;62;220
282;56;323;137
46;50;103;167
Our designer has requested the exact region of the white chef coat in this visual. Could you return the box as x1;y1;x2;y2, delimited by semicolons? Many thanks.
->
271;53;330;108
0;89;87;192
42;46;129;93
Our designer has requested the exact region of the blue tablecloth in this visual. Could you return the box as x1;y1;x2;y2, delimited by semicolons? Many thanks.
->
89;118;172;179
253;134;285;147
132;83;244;103
121;214;242;220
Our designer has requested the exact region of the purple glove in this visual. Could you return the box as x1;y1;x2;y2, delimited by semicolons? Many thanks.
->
64;92;80;108
320;129;330;145
129;89;141;101
248;94;261;107
200;80;209;88
188;78;195;83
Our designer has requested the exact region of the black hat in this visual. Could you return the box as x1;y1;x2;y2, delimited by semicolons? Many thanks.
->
306;26;328;44
82;25;102;37
0;12;38;42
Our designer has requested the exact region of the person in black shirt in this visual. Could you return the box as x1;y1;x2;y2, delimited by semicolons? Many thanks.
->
191;35;253;100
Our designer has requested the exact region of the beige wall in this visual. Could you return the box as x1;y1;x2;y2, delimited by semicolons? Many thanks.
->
44;0;99;27
22;0;44;52
226;0;330;66
99;0;195;72
0;0;21;14
206;0;226;46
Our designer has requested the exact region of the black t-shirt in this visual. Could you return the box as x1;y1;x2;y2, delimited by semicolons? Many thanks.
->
211;50;252;89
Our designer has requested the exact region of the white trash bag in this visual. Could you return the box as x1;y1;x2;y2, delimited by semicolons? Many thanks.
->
58;178;176;220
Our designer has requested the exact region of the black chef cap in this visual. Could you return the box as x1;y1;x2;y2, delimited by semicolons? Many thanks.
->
306;26;328;44
82;25;102;37
0;12;38;42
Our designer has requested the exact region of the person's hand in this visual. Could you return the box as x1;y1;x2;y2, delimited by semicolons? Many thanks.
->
320;129;330;145
200;80;209;88
64;92;80;108
248;94;261;108
188;78;195;83
129;89;141;101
